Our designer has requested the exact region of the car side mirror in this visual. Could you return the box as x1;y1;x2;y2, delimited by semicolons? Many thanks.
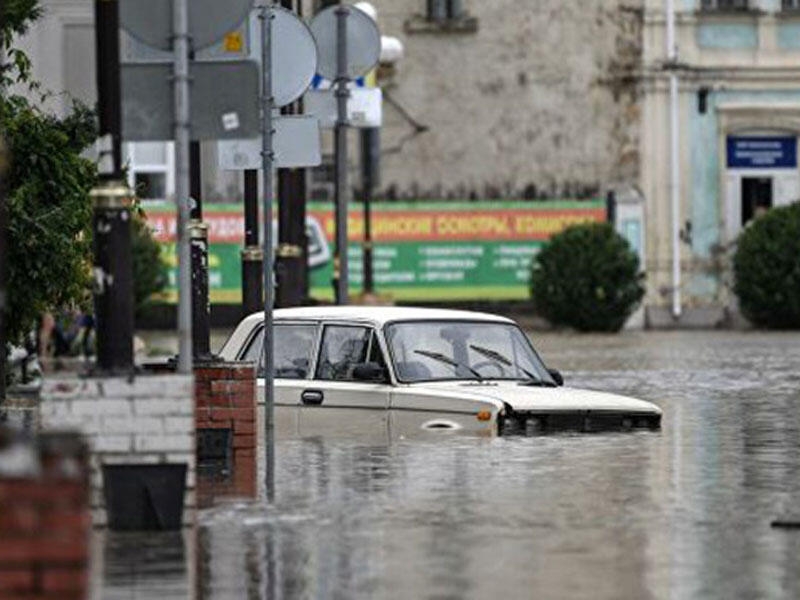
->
352;362;387;382
548;368;564;387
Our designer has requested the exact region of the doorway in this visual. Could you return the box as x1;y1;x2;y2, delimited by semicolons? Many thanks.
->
741;177;772;227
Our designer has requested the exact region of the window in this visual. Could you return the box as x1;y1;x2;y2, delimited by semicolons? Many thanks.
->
123;142;174;202
427;0;464;21
386;321;552;383
316;326;382;381
783;0;800;10
242;324;317;379
700;0;750;11
407;0;477;33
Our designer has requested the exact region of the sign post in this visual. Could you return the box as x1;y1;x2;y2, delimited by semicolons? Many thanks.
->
259;2;276;500
172;0;192;374
310;4;380;305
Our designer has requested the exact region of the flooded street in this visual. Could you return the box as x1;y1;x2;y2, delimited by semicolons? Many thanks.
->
96;331;800;600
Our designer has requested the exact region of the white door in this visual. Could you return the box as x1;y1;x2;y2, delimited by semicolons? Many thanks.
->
241;322;320;438
299;324;391;440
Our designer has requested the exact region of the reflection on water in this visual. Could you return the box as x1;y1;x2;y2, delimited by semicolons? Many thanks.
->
94;531;192;599
106;331;800;599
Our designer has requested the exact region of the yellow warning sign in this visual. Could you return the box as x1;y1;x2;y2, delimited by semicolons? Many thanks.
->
224;32;243;53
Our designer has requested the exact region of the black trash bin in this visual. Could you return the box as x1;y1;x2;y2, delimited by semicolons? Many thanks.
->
103;464;187;531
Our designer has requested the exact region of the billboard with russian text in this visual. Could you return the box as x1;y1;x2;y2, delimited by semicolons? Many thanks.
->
144;200;605;303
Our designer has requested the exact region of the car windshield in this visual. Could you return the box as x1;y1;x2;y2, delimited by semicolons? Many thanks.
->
385;320;554;384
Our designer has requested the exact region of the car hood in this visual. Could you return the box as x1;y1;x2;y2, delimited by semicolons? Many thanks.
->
418;381;662;415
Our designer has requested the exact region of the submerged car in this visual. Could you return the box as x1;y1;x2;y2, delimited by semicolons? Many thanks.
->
219;306;662;436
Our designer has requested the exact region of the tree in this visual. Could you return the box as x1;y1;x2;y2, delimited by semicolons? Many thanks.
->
530;222;645;332
131;207;168;324
733;203;800;329
1;0;97;344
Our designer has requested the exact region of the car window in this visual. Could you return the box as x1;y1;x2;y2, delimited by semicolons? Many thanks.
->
386;321;552;383
242;324;317;379
368;331;388;372
315;325;372;381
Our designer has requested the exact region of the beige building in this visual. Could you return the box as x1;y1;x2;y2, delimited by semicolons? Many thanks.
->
642;0;800;326
15;1;643;197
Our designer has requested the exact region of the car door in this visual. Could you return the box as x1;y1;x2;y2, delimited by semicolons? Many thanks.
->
239;321;320;439
299;324;391;439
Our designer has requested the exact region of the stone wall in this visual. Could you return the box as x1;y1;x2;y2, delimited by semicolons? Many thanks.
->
39;374;196;527
366;0;644;199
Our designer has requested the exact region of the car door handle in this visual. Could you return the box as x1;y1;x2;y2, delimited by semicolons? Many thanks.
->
301;389;324;406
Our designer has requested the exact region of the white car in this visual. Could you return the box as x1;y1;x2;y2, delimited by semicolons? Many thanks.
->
219;306;662;437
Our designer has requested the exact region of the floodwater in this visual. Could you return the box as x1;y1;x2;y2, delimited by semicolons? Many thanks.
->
93;330;800;600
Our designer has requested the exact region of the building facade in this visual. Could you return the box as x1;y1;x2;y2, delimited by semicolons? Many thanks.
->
642;0;800;325
15;0;644;198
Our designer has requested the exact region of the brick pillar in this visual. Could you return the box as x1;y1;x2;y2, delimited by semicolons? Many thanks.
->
194;362;257;501
0;429;90;599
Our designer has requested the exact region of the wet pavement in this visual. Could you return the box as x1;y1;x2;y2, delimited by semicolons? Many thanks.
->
93;330;800;600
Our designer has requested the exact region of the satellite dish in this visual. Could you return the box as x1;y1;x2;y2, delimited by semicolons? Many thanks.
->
270;6;318;107
120;0;253;51
310;4;380;81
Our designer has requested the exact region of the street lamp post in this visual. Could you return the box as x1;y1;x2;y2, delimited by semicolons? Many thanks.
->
92;0;135;373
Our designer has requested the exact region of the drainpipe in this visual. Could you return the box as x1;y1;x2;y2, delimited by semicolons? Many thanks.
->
667;0;682;319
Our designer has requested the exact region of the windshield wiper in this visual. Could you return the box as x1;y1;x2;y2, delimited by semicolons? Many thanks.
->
469;344;537;380
413;349;483;381
469;344;556;386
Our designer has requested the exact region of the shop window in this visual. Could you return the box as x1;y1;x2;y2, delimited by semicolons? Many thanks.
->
700;0;750;11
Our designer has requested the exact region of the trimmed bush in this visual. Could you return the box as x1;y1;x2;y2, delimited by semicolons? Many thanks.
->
530;222;644;332
733;202;800;329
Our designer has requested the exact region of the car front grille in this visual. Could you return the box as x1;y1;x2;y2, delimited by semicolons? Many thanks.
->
500;411;661;435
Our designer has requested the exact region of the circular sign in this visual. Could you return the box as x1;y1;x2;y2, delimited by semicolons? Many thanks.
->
120;0;253;51
310;4;380;81
270;6;319;107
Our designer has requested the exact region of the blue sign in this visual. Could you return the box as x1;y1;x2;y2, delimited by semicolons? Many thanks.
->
727;136;797;169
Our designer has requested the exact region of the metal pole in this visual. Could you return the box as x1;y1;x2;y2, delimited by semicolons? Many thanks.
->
260;2;276;502
666;0;682;318
173;0;193;372
189;141;211;360
361;127;379;296
242;170;263;316
333;2;350;305
276;0;306;309
93;0;134;373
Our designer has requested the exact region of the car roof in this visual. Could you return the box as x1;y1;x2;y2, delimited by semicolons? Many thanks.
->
238;305;515;329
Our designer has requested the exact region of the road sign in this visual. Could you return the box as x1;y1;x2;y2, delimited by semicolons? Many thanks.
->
121;61;260;141
305;88;382;128
310;5;380;80
217;116;322;170
119;0;252;52
121;24;251;63
268;6;318;107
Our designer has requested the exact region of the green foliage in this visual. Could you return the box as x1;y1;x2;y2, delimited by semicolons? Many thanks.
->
530;222;645;332
733;203;800;329
2;99;97;343
1;0;43;89
131;208;167;322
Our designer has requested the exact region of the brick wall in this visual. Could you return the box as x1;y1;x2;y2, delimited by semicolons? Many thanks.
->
39;374;196;527
0;430;90;599
194;362;257;501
